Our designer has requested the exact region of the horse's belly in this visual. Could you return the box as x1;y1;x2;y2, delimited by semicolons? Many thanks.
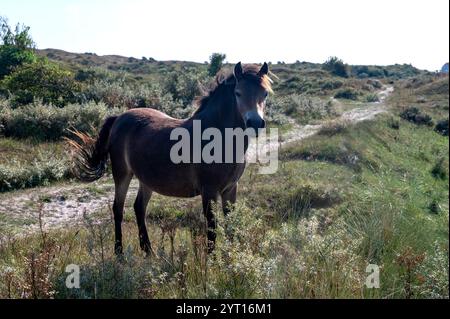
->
132;162;244;198
152;186;200;198
133;164;201;198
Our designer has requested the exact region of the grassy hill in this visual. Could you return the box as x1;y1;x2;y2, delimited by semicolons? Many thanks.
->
0;47;448;299
35;49;426;86
1;92;448;298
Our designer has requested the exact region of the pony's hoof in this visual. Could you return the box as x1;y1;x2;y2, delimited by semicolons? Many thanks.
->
143;246;157;259
114;244;123;256
207;241;216;254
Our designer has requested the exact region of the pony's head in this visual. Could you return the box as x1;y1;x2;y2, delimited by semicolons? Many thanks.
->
233;62;273;132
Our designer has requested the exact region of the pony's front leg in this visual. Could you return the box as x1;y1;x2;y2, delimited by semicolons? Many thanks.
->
201;189;219;253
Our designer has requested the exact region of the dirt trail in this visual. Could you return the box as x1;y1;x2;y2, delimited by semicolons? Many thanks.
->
0;86;393;233
247;86;393;161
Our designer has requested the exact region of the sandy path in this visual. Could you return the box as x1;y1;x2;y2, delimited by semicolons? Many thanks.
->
247;86;393;161
0;87;393;233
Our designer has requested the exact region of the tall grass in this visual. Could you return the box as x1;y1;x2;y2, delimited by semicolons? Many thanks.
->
0;115;447;298
0;151;69;192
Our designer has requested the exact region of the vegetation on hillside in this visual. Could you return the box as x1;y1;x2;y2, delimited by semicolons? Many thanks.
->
0;18;448;299
0;114;447;298
0;17;36;79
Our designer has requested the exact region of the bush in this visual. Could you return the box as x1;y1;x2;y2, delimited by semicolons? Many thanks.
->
277;76;320;95
387;117;400;130
321;79;344;90
434;118;449;136
74;68;98;82
0;101;115;140
400;107;433;126
365;93;379;102
366;79;383;89
431;157;447;180
334;88;359;100
83;78;141;109
208;53;226;77
323;57;349;78
353;66;387;78
0;153;69;192
2;60;81;107
162;69;208;106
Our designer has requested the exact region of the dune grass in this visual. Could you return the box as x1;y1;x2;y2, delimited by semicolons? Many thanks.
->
0;114;447;299
0;138;71;192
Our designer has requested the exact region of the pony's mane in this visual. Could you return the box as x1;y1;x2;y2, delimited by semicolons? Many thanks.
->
193;64;273;115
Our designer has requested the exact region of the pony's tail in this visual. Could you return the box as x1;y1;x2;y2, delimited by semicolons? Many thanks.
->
65;116;118;182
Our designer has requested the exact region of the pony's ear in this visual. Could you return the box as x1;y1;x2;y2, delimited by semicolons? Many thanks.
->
234;62;243;80
258;62;269;76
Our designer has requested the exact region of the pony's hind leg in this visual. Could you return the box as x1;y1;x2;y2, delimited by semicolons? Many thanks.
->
134;182;153;256
112;171;133;255
202;189;219;253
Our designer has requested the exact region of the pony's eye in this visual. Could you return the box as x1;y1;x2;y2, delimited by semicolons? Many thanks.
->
235;92;242;98
264;92;268;99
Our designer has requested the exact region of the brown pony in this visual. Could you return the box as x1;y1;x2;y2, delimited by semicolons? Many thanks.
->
69;62;272;255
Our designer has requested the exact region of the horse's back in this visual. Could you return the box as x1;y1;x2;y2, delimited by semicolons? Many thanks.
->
108;108;200;196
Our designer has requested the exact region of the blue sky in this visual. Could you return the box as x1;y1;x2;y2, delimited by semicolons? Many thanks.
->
1;0;449;70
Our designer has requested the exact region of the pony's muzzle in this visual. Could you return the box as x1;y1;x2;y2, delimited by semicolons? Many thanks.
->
245;110;266;134
245;117;265;137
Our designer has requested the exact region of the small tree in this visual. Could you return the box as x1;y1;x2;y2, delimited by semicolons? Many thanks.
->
0;17;36;79
208;53;226;76
323;56;349;78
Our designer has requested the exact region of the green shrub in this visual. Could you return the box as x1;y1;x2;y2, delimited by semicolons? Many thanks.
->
434;118;449;136
400;107;433;126
321;79;344;90
162;69;208;106
353;66;387;78
2;60;81;107
387;117;400;130
84;79;139;109
431;157;448;180
366;79;383;89
74;68;98;82
323;57;349;78
365;93;380;102
334;88;360;100
0;101;114;140
276;76;321;95
0;153;69;192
